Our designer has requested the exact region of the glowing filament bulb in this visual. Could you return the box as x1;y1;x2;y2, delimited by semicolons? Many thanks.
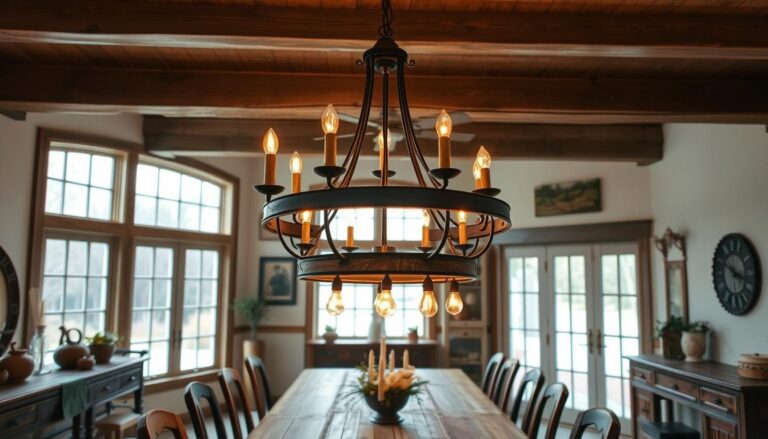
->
472;159;482;181
289;151;302;173
445;279;464;316
422;210;431;228
300;210;313;244
321;104;339;134
419;276;438;317
374;275;396;318
262;128;279;154
300;210;313;224
435;109;453;138
457;210;468;245
458;210;467;224
476;146;491;169
326;276;344;316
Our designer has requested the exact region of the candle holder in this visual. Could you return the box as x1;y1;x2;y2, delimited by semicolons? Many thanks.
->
314;165;346;180
297;243;315;255
454;243;474;256
372;170;396;179
473;188;501;197
341;246;359;253
429;168;461;189
253;184;284;202
365;393;410;425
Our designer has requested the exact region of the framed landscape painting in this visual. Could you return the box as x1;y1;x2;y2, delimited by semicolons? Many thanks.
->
258;257;297;305
534;178;602;217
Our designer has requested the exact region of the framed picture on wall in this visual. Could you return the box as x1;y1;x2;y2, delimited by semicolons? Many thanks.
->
665;260;689;321
258;257;297;305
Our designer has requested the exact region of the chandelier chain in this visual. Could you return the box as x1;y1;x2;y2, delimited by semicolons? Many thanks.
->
378;0;394;38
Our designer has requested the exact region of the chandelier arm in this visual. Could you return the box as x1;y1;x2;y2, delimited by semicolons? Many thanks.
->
323;209;347;260
276;220;305;259
395;55;441;189
470;218;497;259
340;55;376;188
427;209;452;261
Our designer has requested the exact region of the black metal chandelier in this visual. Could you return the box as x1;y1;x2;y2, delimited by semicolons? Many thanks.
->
254;0;511;318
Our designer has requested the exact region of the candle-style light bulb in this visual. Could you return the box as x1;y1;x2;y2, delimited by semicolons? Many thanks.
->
435;109;452;169
472;160;482;189
475;146;492;189
445;279;464;316
321;104;339;166
374;275;397;318
300;210;313;244
289;151;302;193
457;210;468;244
262;128;279;185
419;276;438;317
421;210;431;248
377;129;392;171
326;276;345;316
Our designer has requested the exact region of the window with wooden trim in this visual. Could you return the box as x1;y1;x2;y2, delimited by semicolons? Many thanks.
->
29;130;237;381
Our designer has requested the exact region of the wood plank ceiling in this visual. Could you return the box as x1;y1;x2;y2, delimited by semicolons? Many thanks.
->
1;0;767;163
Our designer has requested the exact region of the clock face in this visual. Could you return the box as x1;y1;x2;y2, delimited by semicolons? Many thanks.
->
712;234;761;315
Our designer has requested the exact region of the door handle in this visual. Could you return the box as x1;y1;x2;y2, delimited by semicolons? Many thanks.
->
588;329;593;354
597;329;606;355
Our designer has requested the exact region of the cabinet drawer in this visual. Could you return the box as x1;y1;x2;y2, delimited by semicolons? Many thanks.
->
700;387;738;415
634;388;653;420
705;416;737;439
632;366;654;385
0;405;37;433
656;373;698;401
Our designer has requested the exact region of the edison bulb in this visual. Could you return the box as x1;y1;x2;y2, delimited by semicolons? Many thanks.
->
472;159;482;180
435;109;452;138
374;290;397;318
289;151;303;173
326;291;344;316
300;210;313;223
445;279;464;316
457;210;467;223
422;210;430;228
321;104;339;134
262;128;279;154
419;290;438;317
476;146;491;169
376;129;393;151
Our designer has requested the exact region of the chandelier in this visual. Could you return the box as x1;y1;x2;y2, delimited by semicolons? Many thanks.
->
254;0;511;319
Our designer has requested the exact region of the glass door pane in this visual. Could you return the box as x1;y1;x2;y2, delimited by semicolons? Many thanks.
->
549;246;595;419
596;245;640;432
180;248;220;371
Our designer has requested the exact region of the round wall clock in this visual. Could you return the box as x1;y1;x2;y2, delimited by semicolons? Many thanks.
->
712;233;761;315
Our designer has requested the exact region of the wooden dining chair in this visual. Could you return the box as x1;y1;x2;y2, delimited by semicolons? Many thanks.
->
509;367;545;433
219;367;256;439
184;382;228;439
481;352;505;398
137;409;188;439
527;382;570;439
491;358;520;410
245;356;272;419
569;408;621;439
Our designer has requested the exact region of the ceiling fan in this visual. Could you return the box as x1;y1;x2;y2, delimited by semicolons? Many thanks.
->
312;110;475;151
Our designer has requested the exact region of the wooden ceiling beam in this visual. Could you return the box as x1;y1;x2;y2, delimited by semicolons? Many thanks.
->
1;0;767;60
0;65;767;123
143;117;663;165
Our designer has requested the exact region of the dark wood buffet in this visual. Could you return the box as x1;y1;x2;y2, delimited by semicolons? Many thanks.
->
306;339;439;368
0;355;145;439
629;355;768;439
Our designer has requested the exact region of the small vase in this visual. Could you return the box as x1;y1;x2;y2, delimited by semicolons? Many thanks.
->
407;332;418;344
28;325;47;375
364;393;410;425
681;331;707;362
323;332;338;344
89;343;115;364
0;342;35;383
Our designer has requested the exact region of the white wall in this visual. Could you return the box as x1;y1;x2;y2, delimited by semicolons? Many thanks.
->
650;124;768;365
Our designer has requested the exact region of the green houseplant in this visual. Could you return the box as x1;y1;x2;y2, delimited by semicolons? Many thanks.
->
232;295;269;358
656;315;686;360
86;331;121;364
323;325;338;344
681;321;710;362
407;326;419;344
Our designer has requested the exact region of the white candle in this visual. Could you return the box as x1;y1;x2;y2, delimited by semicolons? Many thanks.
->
378;351;386;402
403;349;410;369
389;349;395;374
379;336;386;363
368;349;375;382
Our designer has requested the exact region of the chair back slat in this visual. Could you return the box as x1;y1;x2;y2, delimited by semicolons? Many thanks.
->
491;358;520;410
509;367;545;433
184;382;228;439
527;382;570;439
219;367;256;439
481;352;505;398
568;407;621;439
137;409;188;439
245;356;272;419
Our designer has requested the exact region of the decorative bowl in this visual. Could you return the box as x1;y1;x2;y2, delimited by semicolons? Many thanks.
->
364;392;410;425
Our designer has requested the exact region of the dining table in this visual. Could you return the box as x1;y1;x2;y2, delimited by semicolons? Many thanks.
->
248;368;527;438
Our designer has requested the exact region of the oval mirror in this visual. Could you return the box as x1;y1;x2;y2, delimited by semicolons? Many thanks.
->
0;246;20;356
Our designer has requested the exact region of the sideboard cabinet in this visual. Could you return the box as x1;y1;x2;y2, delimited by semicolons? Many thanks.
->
306;339;438;368
628;355;768;439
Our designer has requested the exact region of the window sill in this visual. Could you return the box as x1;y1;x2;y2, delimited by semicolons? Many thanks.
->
144;369;219;394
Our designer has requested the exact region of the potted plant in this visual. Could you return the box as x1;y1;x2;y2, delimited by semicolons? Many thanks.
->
407;327;419;344
323;325;338;344
656;316;686;360
681;321;710;362
232;295;269;359
87;331;120;365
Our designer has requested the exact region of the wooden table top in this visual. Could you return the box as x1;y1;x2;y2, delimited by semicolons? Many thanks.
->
249;368;527;439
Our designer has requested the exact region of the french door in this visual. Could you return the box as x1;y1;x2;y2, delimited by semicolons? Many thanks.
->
503;243;640;432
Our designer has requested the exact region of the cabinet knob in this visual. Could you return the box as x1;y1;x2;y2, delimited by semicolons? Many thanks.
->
714;397;723;405
670;383;679;391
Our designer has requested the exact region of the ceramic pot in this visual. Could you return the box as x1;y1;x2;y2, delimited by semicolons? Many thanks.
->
364;393;410;425
54;327;90;370
738;353;768;379
407;332;418;344
89;343;115;364
0;368;9;385
323;332;338;344
77;356;95;371
661;330;685;360
0;342;34;383
681;331;707;362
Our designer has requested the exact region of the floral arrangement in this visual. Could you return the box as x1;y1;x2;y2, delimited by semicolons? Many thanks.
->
349;337;427;407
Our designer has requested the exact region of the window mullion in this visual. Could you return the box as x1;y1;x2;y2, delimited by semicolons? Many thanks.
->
170;243;185;376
